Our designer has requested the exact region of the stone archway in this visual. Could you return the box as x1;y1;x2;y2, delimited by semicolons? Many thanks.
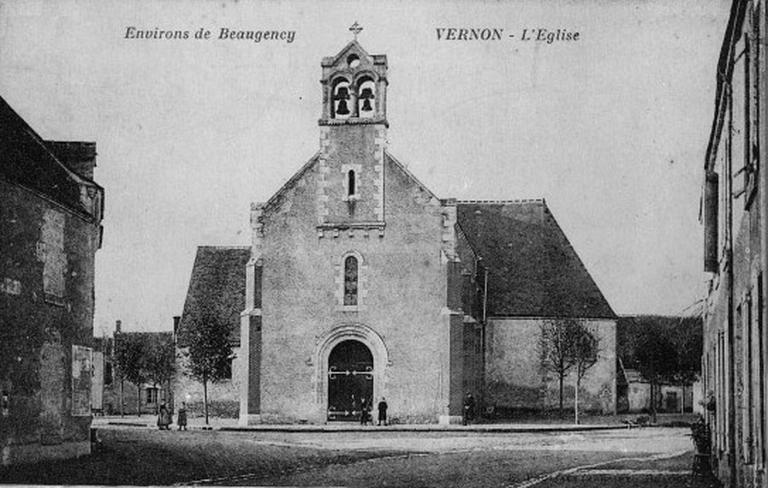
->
314;324;389;422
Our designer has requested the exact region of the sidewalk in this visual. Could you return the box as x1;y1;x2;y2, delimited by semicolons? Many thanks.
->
92;415;631;433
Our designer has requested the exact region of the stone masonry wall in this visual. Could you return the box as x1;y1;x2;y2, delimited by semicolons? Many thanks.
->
256;147;452;423
485;317;616;414
1;180;98;464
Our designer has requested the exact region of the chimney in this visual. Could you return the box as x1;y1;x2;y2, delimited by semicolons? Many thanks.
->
115;319;122;334
44;140;97;180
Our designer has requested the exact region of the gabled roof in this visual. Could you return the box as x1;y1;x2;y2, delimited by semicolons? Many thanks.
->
322;40;371;66
177;246;250;348
263;153;319;212
0;95;100;216
456;200;616;319
384;151;440;202
321;40;387;68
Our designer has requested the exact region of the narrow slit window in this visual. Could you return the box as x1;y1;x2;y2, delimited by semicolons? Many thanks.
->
348;170;356;196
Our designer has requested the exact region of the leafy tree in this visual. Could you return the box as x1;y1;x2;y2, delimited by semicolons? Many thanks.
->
186;307;232;425
144;337;177;413
633;317;680;423
628;315;703;423
570;324;599;425
539;318;581;417
113;333;148;416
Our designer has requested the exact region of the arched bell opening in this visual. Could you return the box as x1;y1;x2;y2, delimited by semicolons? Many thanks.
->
331;78;352;119
327;339;373;421
357;77;376;118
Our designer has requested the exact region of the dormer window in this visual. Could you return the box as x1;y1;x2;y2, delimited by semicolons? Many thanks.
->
357;78;376;118
332;79;351;119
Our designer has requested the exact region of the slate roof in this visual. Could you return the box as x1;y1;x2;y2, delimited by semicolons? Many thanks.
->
456;200;616;319
0;95;100;216
177;246;251;348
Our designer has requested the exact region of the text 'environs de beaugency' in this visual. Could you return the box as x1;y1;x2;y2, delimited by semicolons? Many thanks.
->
124;26;296;44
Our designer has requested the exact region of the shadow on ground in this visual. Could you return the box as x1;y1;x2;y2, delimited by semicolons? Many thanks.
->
0;429;406;485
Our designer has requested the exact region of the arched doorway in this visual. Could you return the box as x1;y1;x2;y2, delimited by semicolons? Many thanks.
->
327;340;373;421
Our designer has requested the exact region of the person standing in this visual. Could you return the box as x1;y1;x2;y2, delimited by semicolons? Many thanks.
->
377;397;388;426
157;404;171;430
177;402;188;431
463;393;475;426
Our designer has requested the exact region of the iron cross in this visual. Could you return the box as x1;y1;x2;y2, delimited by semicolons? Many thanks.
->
349;22;363;40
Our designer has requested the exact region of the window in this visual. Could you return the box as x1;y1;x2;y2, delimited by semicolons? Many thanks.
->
757;274;765;466
224;357;233;380
741;293;754;464
347;170;356;197
344;256;358;306
146;387;158;405
743;16;760;208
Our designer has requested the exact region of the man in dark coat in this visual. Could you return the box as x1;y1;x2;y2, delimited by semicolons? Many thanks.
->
177;402;188;431
463;393;475;426
377;397;388;426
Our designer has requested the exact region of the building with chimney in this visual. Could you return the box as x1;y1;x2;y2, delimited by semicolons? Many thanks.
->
0;96;104;464
176;37;617;424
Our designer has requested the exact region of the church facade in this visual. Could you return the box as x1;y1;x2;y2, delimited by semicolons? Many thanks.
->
176;39;617;424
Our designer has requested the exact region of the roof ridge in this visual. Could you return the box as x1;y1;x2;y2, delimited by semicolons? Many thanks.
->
456;198;545;205
197;245;250;250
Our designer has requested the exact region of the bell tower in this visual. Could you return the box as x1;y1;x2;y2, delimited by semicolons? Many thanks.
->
316;25;389;235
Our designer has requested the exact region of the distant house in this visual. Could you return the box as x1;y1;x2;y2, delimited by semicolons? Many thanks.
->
618;366;694;414
615;315;701;414
91;321;175;415
0;96;104;464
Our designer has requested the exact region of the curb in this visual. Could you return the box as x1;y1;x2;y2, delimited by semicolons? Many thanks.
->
107;421;151;427
218;424;627;433
105;422;216;430
99;422;645;433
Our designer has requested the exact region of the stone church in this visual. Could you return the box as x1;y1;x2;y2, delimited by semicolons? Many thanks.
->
176;39;617;424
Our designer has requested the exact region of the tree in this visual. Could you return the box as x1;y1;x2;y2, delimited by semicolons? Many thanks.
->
539;318;581;418
186;307;232;425
633;317;680;423
113;333;148;417
570;324;599;425
144;337;177;413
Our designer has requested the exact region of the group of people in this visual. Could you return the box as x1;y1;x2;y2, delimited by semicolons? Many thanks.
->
156;401;188;431
358;396;388;426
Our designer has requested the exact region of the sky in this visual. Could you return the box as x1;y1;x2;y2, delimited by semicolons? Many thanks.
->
0;0;730;335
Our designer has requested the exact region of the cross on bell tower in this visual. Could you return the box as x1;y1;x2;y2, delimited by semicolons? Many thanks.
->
349;22;363;40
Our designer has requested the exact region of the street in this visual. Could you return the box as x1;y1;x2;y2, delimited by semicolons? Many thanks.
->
0;426;721;487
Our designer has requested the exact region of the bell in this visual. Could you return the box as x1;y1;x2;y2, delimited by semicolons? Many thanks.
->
359;87;374;112
336;100;349;115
